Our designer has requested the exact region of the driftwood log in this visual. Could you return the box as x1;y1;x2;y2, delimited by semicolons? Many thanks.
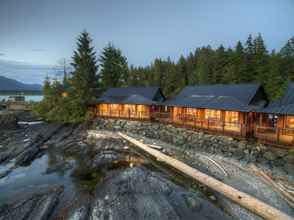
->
118;132;293;220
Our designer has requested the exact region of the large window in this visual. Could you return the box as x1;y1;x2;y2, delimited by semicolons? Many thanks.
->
286;116;294;128
205;109;221;121
225;111;239;123
124;104;136;112
186;108;197;115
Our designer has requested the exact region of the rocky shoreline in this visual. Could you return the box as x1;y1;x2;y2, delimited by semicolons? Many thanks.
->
94;118;294;178
0;114;239;220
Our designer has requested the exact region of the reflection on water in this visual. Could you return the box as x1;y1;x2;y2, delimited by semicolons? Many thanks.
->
0;154;74;203
0;146;149;205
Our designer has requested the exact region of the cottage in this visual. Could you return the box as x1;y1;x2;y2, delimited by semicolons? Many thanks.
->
94;87;165;120
255;82;294;147
155;84;268;138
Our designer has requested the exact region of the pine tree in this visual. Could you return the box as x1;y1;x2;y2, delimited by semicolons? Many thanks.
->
43;76;52;99
243;34;255;82
280;37;294;58
253;34;269;84
71;31;98;103
99;43;128;89
196;46;214;84
280;36;294;81
213;45;228;84
265;52;284;100
177;55;189;86
232;41;246;83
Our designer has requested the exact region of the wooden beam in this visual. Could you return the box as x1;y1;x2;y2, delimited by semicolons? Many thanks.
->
118;132;293;220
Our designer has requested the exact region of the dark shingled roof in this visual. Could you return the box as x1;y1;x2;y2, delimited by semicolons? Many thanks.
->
164;84;266;112
95;87;164;105
261;82;294;115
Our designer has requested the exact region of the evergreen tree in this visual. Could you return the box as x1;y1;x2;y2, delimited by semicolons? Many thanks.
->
71;31;98;103
213;45;228;84
177;55;189;86
280;36;294;80
196;46;214;84
243;34;255;82
280;37;294;57
231;41;246;83
253;34;269;84
43;76;52;99
264;52;284;100
99;43;128;89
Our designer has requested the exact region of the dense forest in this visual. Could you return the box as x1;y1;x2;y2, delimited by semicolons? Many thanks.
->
127;34;294;100
34;31;294;122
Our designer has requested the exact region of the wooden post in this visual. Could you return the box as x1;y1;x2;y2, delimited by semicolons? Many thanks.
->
118;133;293;220
277;128;280;144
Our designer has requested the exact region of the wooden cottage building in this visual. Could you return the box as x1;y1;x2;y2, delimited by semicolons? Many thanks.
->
95;87;165;120
154;84;268;138
255;82;294;147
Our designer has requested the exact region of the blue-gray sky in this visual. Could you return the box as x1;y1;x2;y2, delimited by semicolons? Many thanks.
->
0;0;293;84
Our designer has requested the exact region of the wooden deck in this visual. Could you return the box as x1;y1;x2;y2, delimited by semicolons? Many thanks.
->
151;112;248;138
96;110;294;148
255;126;294;148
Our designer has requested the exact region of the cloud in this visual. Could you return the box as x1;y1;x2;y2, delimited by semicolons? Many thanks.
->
0;52;5;56
32;49;48;52
0;59;63;84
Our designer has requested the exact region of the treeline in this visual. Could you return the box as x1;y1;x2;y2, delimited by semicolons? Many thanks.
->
34;31;294;123
127;34;294;99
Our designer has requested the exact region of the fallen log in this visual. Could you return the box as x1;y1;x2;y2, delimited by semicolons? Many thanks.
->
118;132;293;220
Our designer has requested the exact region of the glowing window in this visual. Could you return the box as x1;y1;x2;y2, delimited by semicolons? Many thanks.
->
225;111;239;123
286;116;294;128
205;109;221;120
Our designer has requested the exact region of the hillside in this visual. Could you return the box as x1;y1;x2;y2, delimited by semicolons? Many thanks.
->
0;75;42;92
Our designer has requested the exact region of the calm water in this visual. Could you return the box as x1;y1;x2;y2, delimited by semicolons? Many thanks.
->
0;95;43;102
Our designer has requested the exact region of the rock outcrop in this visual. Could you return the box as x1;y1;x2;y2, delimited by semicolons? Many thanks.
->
0;186;63;220
90;167;232;220
0;112;17;130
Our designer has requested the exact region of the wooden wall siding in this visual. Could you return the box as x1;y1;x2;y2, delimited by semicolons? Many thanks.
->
255;113;294;147
97;104;151;120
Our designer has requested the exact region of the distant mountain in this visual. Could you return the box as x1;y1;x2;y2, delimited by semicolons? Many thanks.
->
0;75;42;92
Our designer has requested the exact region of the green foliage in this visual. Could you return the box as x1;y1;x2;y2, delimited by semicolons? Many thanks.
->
99;43;128;90
127;34;294;100
33;31;99;123
34;32;294;123
71;31;99;103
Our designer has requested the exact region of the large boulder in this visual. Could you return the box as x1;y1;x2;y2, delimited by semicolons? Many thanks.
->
0;112;17;130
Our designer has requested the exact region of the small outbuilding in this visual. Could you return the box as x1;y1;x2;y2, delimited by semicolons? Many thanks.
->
94;87;165;120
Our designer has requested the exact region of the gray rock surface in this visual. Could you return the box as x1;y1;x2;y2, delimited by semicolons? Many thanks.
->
0;112;17;130
0;186;63;220
90;167;232;220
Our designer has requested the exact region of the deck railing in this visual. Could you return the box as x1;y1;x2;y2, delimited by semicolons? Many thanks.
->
97;110;150;120
255;125;294;147
152;112;247;137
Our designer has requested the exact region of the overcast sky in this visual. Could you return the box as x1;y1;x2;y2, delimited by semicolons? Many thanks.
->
0;0;293;84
